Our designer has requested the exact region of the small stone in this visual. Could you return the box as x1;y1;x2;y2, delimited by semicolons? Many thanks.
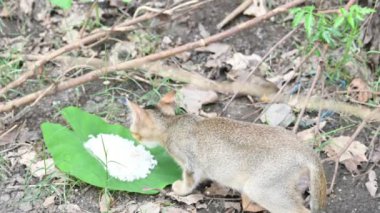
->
57;204;81;213
19;202;33;212
0;194;11;202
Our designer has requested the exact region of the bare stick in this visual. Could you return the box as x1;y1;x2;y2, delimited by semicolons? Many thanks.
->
0;0;306;112
217;0;253;29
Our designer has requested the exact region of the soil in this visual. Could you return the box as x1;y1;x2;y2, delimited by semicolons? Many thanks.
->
0;0;379;213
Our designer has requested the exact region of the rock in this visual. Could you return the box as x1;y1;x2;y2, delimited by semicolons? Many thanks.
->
19;202;33;212
57;204;82;213
0;194;10;202
260;103;295;127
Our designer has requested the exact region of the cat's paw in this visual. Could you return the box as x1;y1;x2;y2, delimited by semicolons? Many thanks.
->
172;180;192;196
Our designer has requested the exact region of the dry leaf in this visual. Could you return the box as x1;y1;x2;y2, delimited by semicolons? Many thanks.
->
167;192;204;205
57;204;82;213
226;53;264;74
324;136;368;173
99;192;113;213
43;195;56;208
20;0;34;15
348;78;372;103
241;194;266;212
365;170;379;198
63;29;79;44
161;206;190;213
0;127;20;146
198;23;210;38
196;43;231;58
370;146;380;163
138;202;160;213
18;147;37;165
30;158;56;178
297;121;326;142
178;86;218;114
224;202;241;212
244;0;268;17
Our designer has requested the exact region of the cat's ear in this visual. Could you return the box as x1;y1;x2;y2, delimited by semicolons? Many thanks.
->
157;91;176;115
126;100;149;124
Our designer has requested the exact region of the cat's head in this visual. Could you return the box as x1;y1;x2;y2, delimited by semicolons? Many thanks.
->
126;91;176;148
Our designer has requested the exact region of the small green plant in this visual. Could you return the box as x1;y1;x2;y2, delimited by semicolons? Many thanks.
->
139;77;172;106
290;5;375;80
128;31;161;56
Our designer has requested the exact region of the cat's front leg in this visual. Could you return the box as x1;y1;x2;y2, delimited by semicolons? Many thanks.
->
172;170;199;196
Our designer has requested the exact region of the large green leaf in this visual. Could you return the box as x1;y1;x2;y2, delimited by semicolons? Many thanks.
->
41;106;181;194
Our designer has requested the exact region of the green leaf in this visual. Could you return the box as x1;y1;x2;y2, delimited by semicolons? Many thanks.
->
41;107;181;194
50;0;72;10
322;31;334;46
333;16;345;28
340;8;348;16
122;0;132;3
304;11;314;38
292;10;305;27
347;13;355;29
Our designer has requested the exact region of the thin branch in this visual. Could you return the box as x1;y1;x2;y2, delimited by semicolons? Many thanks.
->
217;0;253;29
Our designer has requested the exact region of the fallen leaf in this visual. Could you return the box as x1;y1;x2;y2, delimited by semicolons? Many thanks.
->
161;206;190;213
30;158;57;178
370;146;380;163
224;201;241;212
324;136;368;173
241;194;266;212
204;182;231;197
260;103;295;127
198;23;210;38
226;53;263;74
63;29;79;44
348;78;372;103
20;0;34;15
43;195;56;208
178;86;218;114
0;127;20;146
138;202;161;213
244;0;268;17
18;147;37;166
125;201;139;213
57;204;82;213
99;191;113;213
365;170;379;198
196;43;232;58
167;192;204;205
297;121;326;142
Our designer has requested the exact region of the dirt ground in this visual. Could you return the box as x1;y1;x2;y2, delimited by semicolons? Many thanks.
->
0;0;379;213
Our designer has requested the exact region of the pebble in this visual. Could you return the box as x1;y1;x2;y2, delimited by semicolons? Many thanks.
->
0;194;10;202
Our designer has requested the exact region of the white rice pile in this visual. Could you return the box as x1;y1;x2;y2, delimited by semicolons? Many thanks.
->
84;134;157;182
